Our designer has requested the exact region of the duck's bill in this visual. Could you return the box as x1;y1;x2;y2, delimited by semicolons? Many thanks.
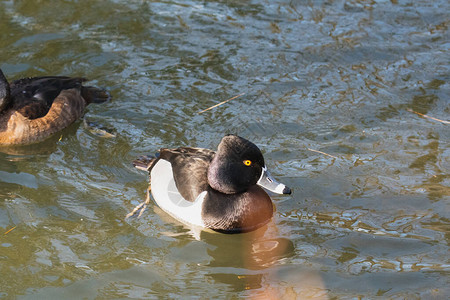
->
257;166;291;195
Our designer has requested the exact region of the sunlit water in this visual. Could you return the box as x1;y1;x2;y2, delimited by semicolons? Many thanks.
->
0;0;449;299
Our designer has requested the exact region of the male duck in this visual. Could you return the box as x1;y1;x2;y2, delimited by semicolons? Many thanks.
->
128;135;291;233
0;69;109;145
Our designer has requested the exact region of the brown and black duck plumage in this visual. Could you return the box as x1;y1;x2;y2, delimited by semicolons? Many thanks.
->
0;69;110;145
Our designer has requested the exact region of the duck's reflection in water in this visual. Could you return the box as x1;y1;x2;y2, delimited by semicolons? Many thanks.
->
199;220;329;299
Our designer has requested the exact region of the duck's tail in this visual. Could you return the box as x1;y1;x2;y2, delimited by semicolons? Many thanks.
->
133;155;159;172
81;86;111;104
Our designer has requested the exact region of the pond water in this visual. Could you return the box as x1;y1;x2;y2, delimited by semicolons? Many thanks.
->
0;0;449;298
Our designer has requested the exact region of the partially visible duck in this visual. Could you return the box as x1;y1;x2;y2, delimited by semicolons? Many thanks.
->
128;135;291;233
0;69;109;145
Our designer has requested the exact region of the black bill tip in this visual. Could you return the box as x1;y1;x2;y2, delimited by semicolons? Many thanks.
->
282;186;292;195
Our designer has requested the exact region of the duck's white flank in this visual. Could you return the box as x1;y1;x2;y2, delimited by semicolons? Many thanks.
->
150;159;206;227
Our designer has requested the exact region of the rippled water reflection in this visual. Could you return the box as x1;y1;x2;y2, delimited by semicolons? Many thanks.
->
1;0;449;298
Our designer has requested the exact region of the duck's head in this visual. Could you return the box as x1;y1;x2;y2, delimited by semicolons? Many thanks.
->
0;69;11;112
207;134;291;195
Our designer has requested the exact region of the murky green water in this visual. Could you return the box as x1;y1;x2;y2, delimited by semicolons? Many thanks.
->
1;0;449;298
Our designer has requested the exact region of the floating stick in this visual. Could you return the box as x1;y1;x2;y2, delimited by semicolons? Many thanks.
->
307;148;338;159
4;226;16;235
198;93;245;114
407;108;449;124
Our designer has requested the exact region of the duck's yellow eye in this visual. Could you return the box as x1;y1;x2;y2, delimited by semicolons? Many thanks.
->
243;160;252;166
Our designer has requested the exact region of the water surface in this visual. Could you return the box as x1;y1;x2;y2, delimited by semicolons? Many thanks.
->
0;0;449;299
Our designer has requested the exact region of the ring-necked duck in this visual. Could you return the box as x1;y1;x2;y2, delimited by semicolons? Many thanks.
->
0;69;109;145
128;134;291;233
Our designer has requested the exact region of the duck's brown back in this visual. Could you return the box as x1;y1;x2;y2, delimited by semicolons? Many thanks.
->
0;76;109;145
158;147;215;203
10;76;85;118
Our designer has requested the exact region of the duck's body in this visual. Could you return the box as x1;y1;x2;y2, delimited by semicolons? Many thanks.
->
129;135;291;233
0;69;109;145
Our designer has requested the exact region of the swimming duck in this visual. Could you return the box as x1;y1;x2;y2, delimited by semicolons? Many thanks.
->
0;69;109;145
128;135;291;233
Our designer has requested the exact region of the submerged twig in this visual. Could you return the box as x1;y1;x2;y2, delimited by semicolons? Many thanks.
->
4;226;16;235
407;108;450;124
307;148;338;159
198;93;245;114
